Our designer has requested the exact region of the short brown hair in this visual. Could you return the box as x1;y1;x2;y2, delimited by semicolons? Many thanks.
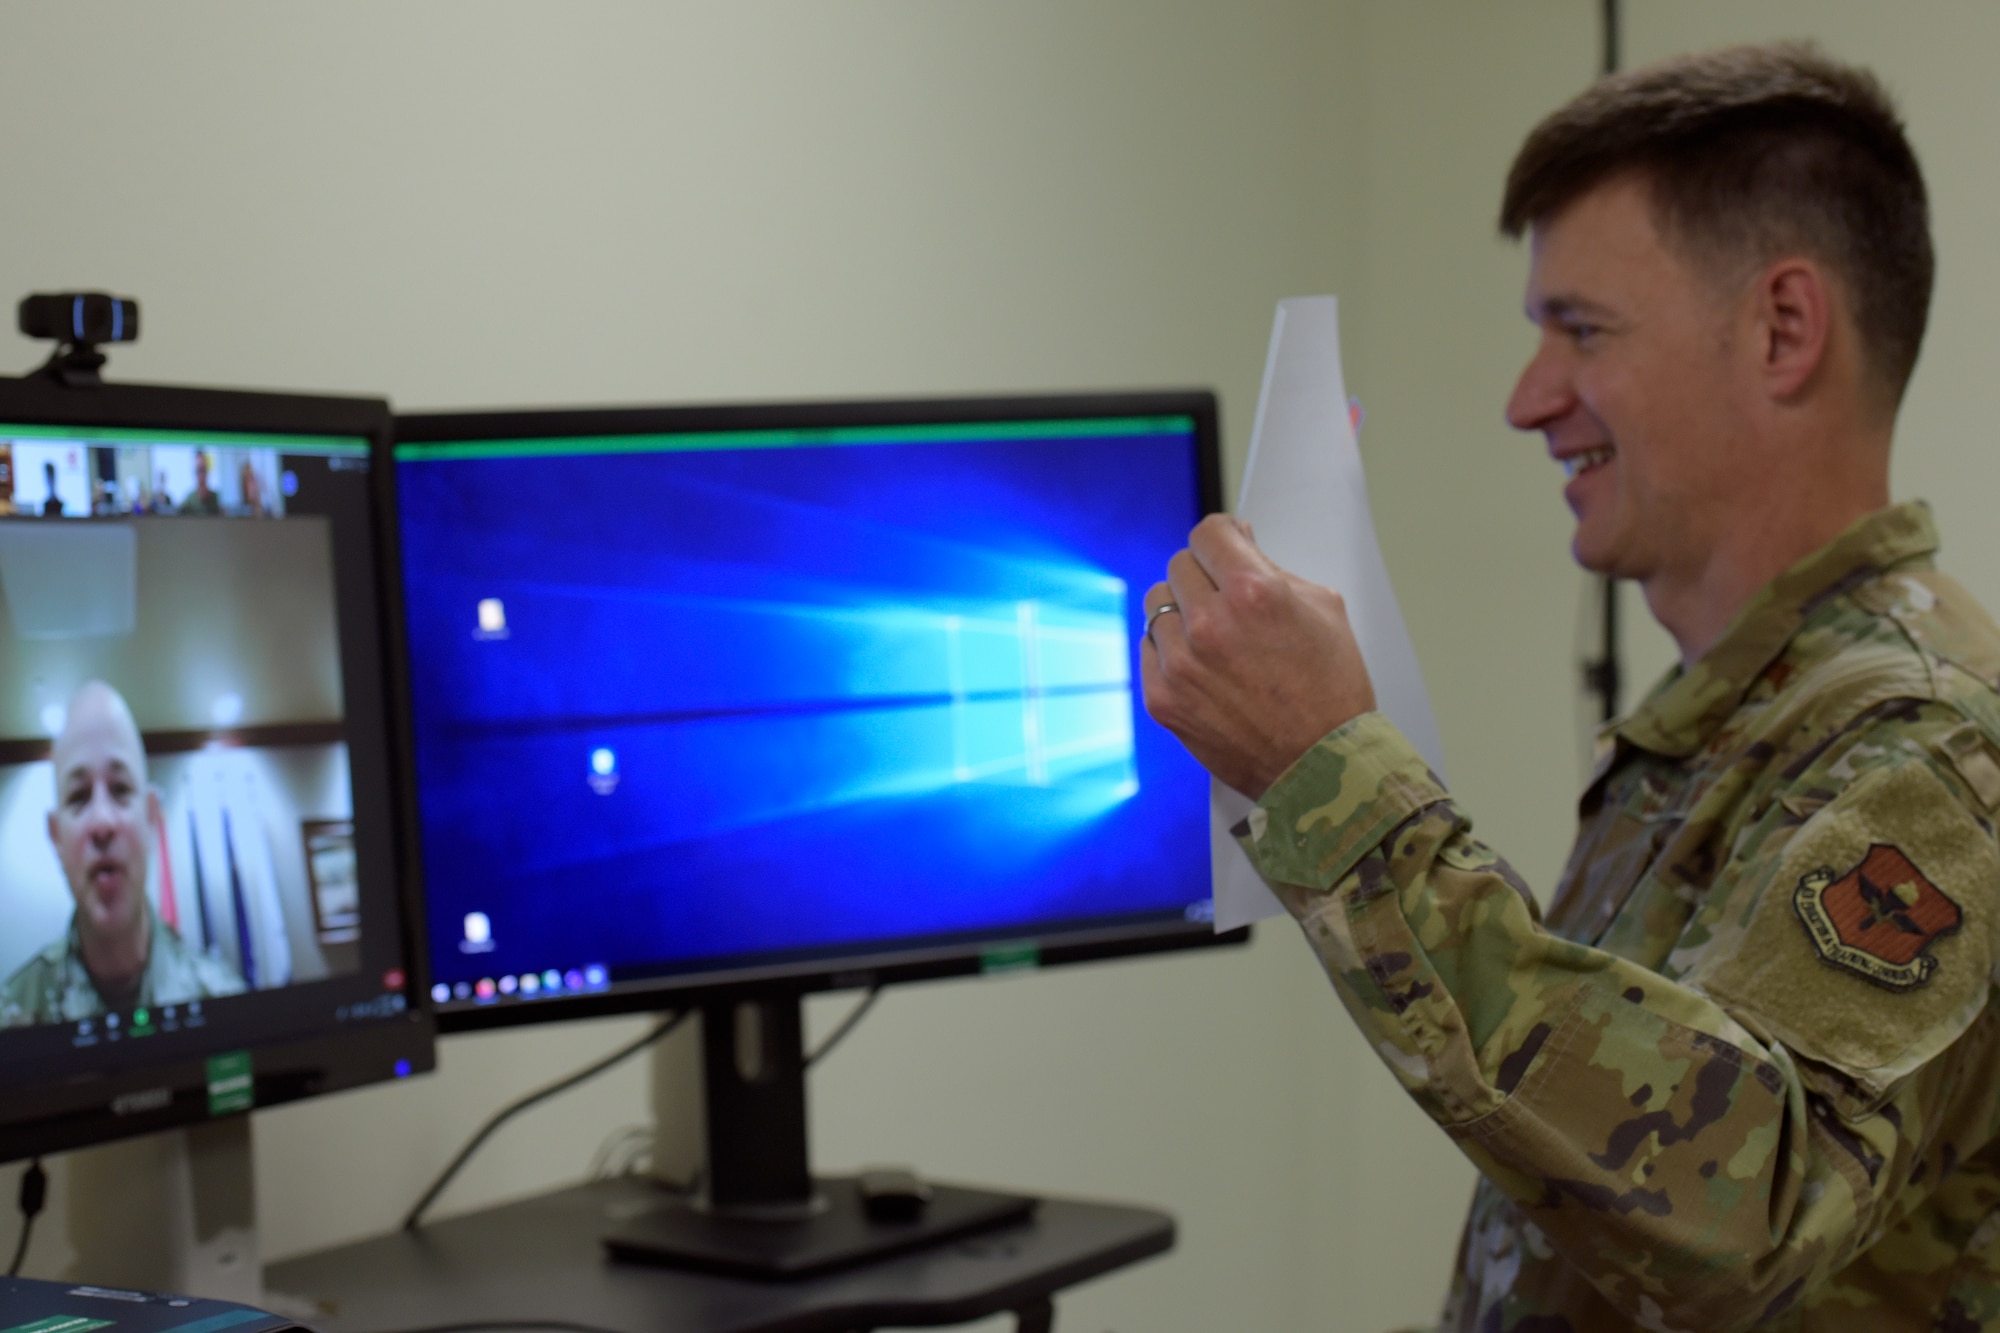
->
1501;43;1933;404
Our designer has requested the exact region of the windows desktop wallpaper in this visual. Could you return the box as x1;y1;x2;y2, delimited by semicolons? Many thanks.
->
398;419;1214;991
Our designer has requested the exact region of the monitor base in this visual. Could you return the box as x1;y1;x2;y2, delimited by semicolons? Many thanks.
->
601;1176;1037;1280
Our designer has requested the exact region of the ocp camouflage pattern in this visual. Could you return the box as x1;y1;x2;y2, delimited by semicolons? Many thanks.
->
1241;503;2000;1331
0;911;245;1028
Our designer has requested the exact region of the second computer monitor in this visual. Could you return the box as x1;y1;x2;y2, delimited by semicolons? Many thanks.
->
393;392;1232;1029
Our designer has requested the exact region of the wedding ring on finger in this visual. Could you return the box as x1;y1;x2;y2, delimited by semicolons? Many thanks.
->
1145;601;1181;643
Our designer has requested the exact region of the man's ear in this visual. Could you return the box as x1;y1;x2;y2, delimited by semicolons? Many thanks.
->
1755;257;1834;402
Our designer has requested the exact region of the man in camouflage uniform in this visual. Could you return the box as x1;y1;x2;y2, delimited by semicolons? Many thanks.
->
1142;46;2000;1332
0;681;242;1028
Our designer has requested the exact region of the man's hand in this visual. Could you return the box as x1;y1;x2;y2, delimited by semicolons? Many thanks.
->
1140;514;1376;799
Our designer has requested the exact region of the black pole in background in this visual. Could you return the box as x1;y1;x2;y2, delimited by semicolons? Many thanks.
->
1584;0;1625;724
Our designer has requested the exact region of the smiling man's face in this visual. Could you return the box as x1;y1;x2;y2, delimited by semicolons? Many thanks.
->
46;683;158;958
1506;174;1754;586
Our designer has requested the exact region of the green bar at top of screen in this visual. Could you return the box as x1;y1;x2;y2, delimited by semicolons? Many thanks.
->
394;415;1196;462
0;422;370;455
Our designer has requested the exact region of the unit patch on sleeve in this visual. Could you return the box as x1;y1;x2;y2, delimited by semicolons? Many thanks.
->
1793;843;1964;991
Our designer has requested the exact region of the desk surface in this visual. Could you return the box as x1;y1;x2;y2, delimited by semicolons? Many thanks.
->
267;1178;1175;1333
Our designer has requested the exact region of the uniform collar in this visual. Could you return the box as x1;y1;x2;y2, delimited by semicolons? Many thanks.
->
1610;501;1938;759
65;904;161;1003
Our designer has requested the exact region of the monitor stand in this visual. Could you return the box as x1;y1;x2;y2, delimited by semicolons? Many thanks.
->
63;1118;263;1303
601;996;1036;1280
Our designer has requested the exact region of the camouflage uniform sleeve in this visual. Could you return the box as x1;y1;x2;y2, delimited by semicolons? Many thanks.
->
1245;710;2000;1332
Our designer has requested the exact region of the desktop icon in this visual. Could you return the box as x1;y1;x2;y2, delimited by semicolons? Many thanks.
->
588;747;619;796
584;964;608;990
453;981;472;1001
461;911;495;953
520;972;541;995
563;969;584;991
475;598;510;640
432;982;451;1004
543;969;562;991
498;974;518;995
475;978;497;1001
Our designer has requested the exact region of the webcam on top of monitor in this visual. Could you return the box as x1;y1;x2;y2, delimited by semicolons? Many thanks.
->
18;291;141;388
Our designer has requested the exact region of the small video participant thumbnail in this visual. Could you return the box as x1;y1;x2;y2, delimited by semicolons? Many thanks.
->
0;487;359;1031
0;438;287;519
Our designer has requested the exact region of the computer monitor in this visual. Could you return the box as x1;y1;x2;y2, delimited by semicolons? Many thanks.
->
0;373;433;1165
392;392;1237;1271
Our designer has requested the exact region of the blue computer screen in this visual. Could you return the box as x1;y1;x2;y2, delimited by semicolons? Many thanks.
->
397;414;1213;1004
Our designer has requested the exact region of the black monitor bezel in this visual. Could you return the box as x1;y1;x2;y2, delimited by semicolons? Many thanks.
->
0;372;436;1163
390;390;1243;1035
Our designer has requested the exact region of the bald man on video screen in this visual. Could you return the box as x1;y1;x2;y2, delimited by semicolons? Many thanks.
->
0;681;244;1027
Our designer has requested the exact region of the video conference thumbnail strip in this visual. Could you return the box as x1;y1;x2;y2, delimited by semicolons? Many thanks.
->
0;424;367;519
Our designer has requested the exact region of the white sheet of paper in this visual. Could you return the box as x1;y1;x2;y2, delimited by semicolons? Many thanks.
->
1211;296;1447;931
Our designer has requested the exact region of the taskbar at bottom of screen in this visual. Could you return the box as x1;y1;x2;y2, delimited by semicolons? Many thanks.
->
431;901;1230;1020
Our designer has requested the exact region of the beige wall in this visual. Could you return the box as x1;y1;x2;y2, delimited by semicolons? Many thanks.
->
7;4;2000;1331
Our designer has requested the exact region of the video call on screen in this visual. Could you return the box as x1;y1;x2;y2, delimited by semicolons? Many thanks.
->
0;429;370;1033
398;418;1216;1004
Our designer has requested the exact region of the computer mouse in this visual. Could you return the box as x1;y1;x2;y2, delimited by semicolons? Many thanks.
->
858;1167;933;1223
